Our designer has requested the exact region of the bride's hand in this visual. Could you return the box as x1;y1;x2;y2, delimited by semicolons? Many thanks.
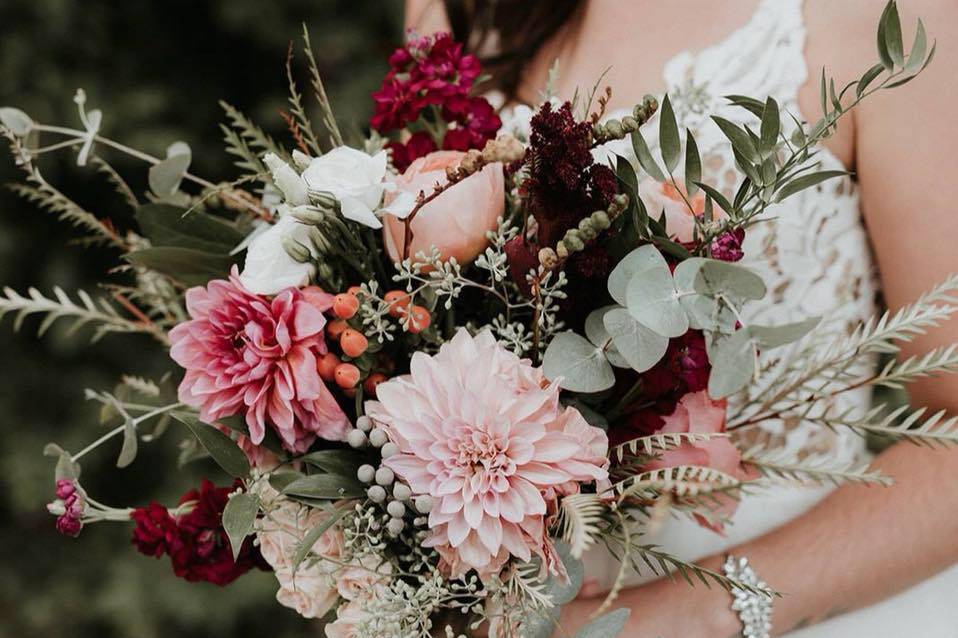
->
552;569;739;638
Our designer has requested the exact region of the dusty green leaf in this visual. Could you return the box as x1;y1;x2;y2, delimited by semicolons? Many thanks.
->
630;130;666;182
125;246;232;286
148;150;192;197
684;129;701;197
774;170;847;202
293;507;348;570
174;414;250;478
44;443;80;480
222;492;259;561
282;474;365;500
136;204;243;253
659;94;680;173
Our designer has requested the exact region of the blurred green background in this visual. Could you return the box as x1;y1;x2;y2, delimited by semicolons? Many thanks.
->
0;2;403;636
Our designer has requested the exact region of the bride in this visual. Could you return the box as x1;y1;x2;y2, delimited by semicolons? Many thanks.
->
407;1;958;636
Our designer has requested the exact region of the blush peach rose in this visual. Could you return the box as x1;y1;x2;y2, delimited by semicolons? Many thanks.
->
637;177;727;243
381;150;504;265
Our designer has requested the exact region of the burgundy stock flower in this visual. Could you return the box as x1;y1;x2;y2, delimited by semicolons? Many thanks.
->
131;480;267;586
711;228;746;262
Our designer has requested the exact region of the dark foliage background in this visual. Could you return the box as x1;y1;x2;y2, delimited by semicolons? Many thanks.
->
0;2;403;636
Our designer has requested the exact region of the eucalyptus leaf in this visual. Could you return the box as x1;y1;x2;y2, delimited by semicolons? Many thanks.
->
573;608;631;638
174;414;250;478
658;94;680;173
607;246;664;306
630;130;666;182
544;541;585;605
44;443;80;480
707;329;756;399
222;492;260;561
584;307;629;368
542;331;615;393
282;474;365;500
521;605;562;638
148;151;192;197
0;107;34;136
749;317;821;349
116;417;138;468
603;308;669;372
625;254;689;338
678;258;766;305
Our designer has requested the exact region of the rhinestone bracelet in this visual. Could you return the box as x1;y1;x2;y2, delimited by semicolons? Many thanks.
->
723;555;773;638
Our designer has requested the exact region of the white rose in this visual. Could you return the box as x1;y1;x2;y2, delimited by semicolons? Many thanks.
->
239;207;315;295
303;146;389;229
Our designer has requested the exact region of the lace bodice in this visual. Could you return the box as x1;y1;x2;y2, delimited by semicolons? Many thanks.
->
501;0;877;464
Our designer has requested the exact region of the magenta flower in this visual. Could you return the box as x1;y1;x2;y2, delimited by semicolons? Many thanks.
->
169;270;350;454
367;329;609;579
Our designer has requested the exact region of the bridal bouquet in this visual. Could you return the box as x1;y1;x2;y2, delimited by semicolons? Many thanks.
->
2;3;953;636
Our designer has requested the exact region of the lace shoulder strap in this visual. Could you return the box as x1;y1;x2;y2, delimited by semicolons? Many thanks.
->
662;0;809;145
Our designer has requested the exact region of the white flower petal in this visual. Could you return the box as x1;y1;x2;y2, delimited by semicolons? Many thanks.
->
340;196;382;228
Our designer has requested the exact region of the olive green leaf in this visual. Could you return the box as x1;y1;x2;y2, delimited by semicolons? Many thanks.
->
222;492;260;561
659;94;681;173
174;413;250;478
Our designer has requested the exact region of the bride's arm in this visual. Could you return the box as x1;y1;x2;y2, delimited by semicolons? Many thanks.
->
562;1;958;635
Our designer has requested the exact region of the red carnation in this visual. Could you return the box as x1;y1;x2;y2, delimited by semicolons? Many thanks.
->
130;480;267;586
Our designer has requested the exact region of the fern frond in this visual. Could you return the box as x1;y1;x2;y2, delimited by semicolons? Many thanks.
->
301;24;343;148
743;448;892;486
610;431;727;463
630;545;776;597
219;101;288;178
557;494;607;559
0;286;165;343
872;344;958;389
507;560;555;611
8;172;126;249
814;404;958;448
90;155;139;209
285;44;322;156
615;465;742;499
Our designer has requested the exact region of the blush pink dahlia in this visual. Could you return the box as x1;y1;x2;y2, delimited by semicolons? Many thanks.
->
366;328;609;579
169;269;350;453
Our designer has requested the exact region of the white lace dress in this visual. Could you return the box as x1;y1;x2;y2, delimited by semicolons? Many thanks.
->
500;0;958;635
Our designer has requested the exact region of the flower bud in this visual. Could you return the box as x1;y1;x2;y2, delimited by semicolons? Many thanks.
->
380;442;399;459
538;247;558;269
393;483;412;501
356;415;372;432
414;495;433;514
311;190;340;211
281;236;312;264
563;230;585;252
577;218;597;240
368;427;388;448
357;464;376;483
290;207;327;225
375;467;395;486
347;429;368;448
386;501;406;518
605;120;624;139
367;485;387;503
591;210;612;230
386;518;405;535
621;115;639;132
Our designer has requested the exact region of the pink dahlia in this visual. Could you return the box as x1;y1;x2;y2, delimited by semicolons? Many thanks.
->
366;328;609;579
169;270;350;453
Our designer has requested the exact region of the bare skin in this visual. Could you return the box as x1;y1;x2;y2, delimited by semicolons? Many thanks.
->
407;0;958;635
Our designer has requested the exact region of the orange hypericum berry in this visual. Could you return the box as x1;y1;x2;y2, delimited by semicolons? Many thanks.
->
384;290;411;317
317;352;341;381
363;372;387;397
347;285;362;296
334;363;361;389
333;293;360;319
342;387;357;398
340;329;369;357
326;319;348;341
404;305;431;334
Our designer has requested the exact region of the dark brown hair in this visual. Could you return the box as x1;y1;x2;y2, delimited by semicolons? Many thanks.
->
442;0;583;100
